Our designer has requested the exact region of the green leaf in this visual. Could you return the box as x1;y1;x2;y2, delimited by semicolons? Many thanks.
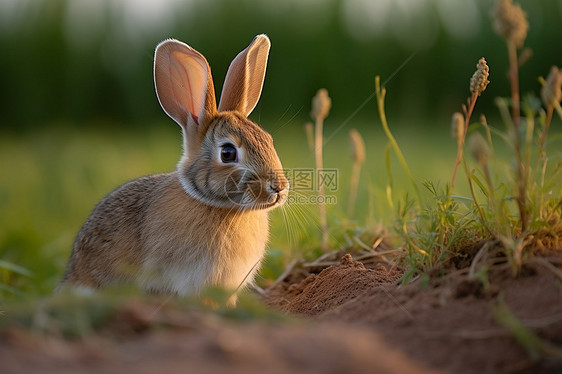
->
471;172;489;198
0;260;32;277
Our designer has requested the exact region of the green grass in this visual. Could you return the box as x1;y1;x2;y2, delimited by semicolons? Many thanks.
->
0;96;559;303
0;126;183;299
0;117;470;301
2;0;561;303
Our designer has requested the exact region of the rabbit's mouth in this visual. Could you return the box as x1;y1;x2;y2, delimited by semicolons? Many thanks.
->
216;168;289;210
255;178;290;209
262;188;288;209
226;187;288;210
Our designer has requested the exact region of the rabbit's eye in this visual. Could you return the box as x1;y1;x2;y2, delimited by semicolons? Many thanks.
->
221;144;237;163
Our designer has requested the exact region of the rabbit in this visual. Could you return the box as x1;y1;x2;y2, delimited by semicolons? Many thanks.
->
58;34;289;305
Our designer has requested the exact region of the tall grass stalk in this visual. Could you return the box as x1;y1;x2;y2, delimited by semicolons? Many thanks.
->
492;0;530;233
451;93;477;187
452;57;489;187
311;89;332;251
374;76;421;204
347;129;365;218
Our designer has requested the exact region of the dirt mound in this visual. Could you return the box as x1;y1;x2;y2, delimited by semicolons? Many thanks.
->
268;254;403;315
265;254;562;373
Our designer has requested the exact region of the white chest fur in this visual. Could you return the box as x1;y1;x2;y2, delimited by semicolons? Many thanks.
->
138;182;269;296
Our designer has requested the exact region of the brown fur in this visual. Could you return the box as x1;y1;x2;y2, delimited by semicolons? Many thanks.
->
59;36;287;301
61;172;271;296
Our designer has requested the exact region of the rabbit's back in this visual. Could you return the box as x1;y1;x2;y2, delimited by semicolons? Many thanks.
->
61;173;172;288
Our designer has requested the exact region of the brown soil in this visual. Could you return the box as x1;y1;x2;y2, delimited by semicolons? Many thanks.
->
1;300;435;374
264;254;562;373
2;253;562;373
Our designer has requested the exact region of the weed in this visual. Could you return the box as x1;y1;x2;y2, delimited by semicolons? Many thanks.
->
380;0;561;279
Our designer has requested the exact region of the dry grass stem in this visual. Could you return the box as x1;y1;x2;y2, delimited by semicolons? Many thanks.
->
348;129;366;217
452;58;490;186
354;249;404;261
451;112;465;146
267;259;299;290
311;89;332;251
468;241;492;279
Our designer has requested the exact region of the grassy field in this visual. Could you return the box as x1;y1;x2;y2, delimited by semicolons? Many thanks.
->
1;18;560;301
1;2;561;371
0;115;475;300
1;87;560;303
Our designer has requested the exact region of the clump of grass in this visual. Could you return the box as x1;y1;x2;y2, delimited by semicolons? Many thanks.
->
397;181;484;283
386;0;561;279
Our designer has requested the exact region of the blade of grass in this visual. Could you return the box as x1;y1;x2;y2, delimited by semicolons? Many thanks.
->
375;76;421;204
0;260;33;277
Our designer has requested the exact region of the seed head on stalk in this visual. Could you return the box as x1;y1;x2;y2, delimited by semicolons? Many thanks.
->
311;88;332;251
492;0;529;48
470;58;490;97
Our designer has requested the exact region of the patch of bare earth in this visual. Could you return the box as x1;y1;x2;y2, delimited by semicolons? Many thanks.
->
264;253;562;373
2;253;561;373
1;299;435;374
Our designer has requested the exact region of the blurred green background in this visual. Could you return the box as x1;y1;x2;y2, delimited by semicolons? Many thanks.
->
1;0;561;129
0;0;560;299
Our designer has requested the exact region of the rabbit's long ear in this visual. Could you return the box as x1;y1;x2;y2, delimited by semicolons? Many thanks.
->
154;39;217;128
218;34;270;116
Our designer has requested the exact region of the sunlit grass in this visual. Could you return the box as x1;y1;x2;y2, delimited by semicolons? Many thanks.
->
0;125;183;299
0;118;466;301
3;102;549;302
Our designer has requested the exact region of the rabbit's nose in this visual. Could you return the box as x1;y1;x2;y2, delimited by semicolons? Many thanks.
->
271;178;289;193
268;183;283;194
268;176;289;194
268;169;289;192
